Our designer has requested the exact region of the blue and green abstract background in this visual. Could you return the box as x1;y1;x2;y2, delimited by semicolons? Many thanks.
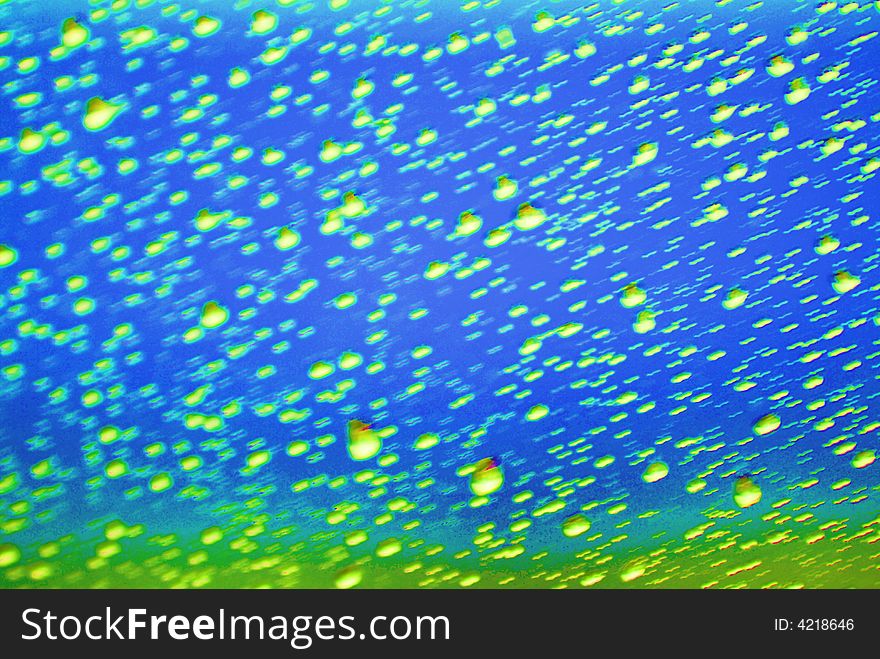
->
1;0;879;588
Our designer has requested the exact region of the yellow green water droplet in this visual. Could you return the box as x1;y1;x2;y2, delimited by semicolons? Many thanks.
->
18;128;45;154
98;425;120;444
632;142;658;167
785;78;811;105
815;235;840;255
149;472;173;493
61;17;89;49
469;458;503;496
200;301;229;329
352;77;374;99
620;562;647;583
526;404;549;421
642;462;669;483
287;441;308;457
83;97;124;132
425;261;450;280
484;228;511;248
346;420;382;461
766;55;794;78
320;140;343;162
274;227;300;250
633;310;656;334
832;270;859;294
753;413;781;436
251;10;277;35
247;450;271;469
414;433;440;450
513;203;547;231
686;478;707;494
620;284;647;309
339;352;362;370
852;451;875;469
376;538;402;558
201;527;223;545
455;211;482;237
561;514;591;538
475;98;496;117
0;244;18;268
229;67;250;88
309;361;335;379
0;543;21;568
722;287;748;310
493;176;517;200
193;16;221;38
733;476;762;508
335;565;363;589
105;459;127;479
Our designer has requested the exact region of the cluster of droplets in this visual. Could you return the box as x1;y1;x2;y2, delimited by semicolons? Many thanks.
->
0;0;878;589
